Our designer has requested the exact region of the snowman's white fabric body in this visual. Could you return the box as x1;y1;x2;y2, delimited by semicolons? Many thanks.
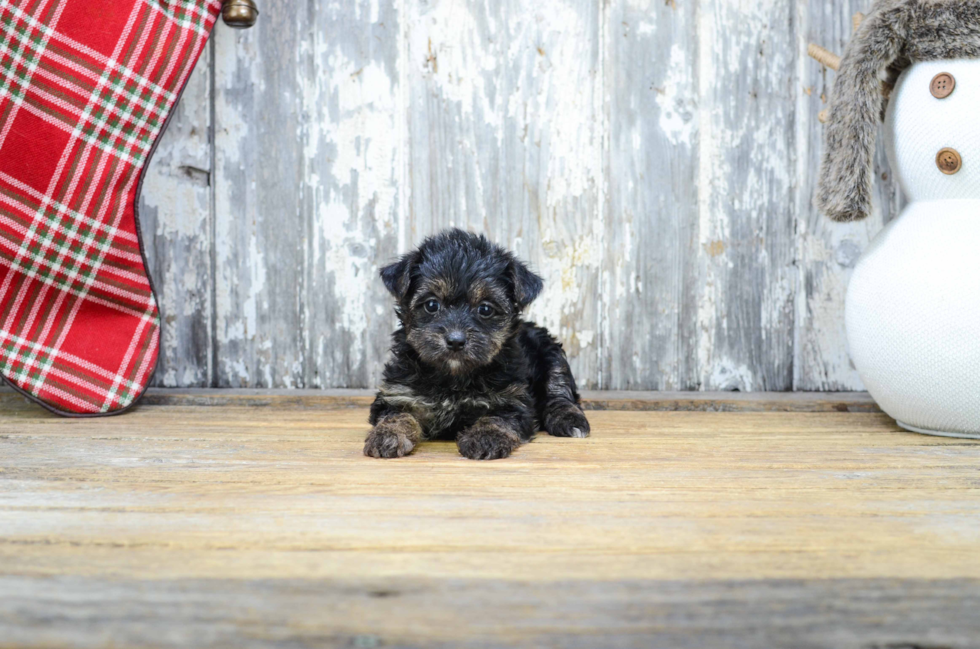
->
846;60;980;437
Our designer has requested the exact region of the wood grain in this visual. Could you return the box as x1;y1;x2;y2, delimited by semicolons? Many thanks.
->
3;401;980;645
209;0;403;390
141;47;213;388
0;387;883;412
601;0;699;390
212;13;307;387
696;0;798;391
794;0;906;390
2;576;978;648
301;0;403;389
406;0;603;387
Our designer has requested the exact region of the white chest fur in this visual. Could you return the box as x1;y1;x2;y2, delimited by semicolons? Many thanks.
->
846;60;980;437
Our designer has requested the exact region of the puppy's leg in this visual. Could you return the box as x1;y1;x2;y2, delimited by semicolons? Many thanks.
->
534;334;590;439
543;388;590;438
364;412;423;459
457;416;524;460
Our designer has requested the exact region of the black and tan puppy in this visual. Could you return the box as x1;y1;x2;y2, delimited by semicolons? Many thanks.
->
365;229;590;460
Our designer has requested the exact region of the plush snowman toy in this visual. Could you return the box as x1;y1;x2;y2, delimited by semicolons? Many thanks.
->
818;0;980;438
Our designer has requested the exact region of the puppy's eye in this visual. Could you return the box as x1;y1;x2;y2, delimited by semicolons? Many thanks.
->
423;299;440;314
477;303;495;318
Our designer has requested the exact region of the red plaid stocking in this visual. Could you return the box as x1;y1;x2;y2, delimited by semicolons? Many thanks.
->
0;0;220;415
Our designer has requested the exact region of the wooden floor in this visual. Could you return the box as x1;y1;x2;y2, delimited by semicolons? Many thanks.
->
2;390;979;648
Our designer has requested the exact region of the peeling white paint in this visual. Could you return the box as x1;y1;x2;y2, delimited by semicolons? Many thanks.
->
140;50;212;388
214;31;253;345
528;217;603;360
302;5;402;386
212;24;266;386
697;0;720;389
695;0;799;390
656;45;696;146
145;0;871;392
413;0;502;129
710;360;755;392
241;232;266;341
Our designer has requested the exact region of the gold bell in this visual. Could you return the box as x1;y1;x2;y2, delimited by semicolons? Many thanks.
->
222;0;258;29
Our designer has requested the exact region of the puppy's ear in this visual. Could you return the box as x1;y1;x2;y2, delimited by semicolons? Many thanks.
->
509;259;543;309
380;252;418;299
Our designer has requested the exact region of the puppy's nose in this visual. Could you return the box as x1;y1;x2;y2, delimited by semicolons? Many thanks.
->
445;331;466;351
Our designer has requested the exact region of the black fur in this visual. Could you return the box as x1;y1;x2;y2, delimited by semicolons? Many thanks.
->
366;229;590;460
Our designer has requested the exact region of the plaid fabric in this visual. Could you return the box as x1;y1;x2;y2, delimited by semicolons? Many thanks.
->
0;0;220;414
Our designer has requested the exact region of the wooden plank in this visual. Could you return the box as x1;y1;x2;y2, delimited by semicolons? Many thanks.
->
2;404;980;645
793;0;906;390
1;576;977;648
211;1;403;389
212;15;307;387
302;0;403;389
580;389;881;412
212;1;403;389
0;387;882;413
406;0;603;387
696;0;798;390
140;47;213;387
601;0;700;390
2;407;977;582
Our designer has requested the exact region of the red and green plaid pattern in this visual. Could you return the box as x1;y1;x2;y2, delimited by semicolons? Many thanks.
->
0;0;220;414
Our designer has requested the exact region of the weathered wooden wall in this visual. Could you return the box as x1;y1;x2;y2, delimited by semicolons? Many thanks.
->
142;0;903;391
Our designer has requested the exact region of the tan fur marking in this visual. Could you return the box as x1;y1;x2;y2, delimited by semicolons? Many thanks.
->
378;383;528;439
468;280;489;304
411;278;454;309
468;280;510;309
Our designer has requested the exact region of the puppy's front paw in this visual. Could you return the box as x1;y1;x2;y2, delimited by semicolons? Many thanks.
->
545;403;590;438
457;418;522;460
364;413;422;459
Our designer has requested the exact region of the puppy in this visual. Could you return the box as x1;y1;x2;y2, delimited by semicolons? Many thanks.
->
365;229;590;460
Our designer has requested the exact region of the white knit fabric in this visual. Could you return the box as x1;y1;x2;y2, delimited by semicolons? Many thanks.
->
885;60;980;201
847;60;980;437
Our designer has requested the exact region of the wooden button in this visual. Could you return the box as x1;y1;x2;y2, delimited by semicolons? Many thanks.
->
931;73;956;99
936;147;962;175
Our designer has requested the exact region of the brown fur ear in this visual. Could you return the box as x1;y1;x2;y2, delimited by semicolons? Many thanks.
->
380;251;419;299
817;0;907;222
